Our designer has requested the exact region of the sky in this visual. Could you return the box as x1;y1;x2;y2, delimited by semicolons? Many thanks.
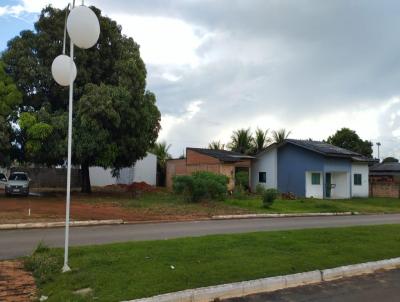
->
1;0;400;158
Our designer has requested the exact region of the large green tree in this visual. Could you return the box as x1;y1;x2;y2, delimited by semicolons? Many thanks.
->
2;6;161;192
327;128;373;158
0;61;22;166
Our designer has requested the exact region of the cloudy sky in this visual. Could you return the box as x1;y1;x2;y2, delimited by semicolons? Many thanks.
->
1;0;400;158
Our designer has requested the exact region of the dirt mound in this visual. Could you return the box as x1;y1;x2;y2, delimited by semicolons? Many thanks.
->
104;182;157;193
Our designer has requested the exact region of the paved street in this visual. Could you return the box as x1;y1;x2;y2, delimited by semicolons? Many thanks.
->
224;269;400;302
1;214;400;259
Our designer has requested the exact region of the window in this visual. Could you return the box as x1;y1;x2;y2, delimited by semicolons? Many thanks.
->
259;172;266;183
311;173;320;185
354;174;362;185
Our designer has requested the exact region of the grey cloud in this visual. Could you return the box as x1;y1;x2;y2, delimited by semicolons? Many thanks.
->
92;0;400;156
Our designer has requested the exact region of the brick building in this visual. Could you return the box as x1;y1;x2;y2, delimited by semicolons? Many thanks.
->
369;162;400;198
166;148;254;190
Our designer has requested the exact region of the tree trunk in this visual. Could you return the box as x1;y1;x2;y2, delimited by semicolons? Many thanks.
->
81;162;92;194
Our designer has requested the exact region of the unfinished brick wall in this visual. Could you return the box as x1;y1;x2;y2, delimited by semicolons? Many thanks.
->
369;175;400;198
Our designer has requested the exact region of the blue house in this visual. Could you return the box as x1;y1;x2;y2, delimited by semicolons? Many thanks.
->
251;139;372;199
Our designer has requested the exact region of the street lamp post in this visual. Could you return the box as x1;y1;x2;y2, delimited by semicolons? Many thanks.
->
51;0;100;273
376;142;381;162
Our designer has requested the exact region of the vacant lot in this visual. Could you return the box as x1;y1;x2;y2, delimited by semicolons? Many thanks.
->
26;224;400;302
0;189;249;223
0;188;399;224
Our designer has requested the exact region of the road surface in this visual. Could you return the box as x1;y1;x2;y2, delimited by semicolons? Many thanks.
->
1;214;399;259
224;269;400;302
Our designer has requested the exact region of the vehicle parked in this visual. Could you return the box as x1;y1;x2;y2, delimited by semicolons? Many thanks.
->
4;172;30;196
0;172;7;191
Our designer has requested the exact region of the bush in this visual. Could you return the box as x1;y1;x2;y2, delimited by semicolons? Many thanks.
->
255;184;266;195
235;171;249;189
24;242;61;285
232;184;247;199
173;171;228;202
262;188;279;208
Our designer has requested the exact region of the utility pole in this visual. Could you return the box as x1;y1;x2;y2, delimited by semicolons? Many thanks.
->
376;142;381;162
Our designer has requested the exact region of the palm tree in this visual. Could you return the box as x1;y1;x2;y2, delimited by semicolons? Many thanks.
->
228;128;254;154
150;141;172;186
253;128;270;154
208;140;225;150
272;129;291;144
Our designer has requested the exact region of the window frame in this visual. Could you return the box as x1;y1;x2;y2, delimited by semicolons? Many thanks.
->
258;171;267;183
354;173;362;186
311;172;321;185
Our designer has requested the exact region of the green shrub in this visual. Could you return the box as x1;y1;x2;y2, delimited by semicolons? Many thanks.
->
255;184;266;195
24;242;61;285
233;184;247;199
173;171;228;202
235;171;249;189
262;188;279;208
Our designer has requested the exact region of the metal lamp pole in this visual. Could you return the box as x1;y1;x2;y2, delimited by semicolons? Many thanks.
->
63;29;74;274
376;142;381;162
51;0;100;272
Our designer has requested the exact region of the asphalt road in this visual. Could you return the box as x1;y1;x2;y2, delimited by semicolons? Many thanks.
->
224;269;400;302
1;214;400;259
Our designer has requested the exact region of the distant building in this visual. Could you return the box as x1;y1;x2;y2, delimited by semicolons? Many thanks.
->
252;139;373;199
166;148;253;190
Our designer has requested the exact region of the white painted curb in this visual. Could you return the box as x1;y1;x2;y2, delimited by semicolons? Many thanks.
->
212;212;358;219
0;219;123;230
122;257;400;302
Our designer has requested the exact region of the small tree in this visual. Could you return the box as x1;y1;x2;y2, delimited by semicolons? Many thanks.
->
151;141;172;186
262;188;278;208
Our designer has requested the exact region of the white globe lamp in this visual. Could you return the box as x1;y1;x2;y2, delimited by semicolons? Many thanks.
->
51;54;77;86
67;6;100;49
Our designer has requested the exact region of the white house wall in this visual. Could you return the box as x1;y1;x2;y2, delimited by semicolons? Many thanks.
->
89;153;157;187
305;171;323;198
132;152;157;185
351;163;369;197
330;172;350;199
89;167;116;186
251;148;277;192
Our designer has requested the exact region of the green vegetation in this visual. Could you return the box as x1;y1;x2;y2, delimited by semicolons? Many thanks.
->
173;171;229;202
2;6;161;193
27;225;400;302
262;188;279;208
225;196;400;214
235;171;249;189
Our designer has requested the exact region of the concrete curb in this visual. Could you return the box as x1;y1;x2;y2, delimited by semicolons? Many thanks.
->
0;219;123;230
212;212;359;219
122;257;400;302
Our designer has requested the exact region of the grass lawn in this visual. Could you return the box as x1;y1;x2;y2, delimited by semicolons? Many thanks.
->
27;224;400;302
225;196;400;214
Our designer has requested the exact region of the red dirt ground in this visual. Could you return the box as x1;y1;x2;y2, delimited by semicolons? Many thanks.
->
0;188;247;224
0;260;36;302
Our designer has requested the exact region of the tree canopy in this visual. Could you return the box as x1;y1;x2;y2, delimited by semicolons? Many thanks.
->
382;157;399;163
326;128;373;158
0;61;22;166
2;6;161;192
